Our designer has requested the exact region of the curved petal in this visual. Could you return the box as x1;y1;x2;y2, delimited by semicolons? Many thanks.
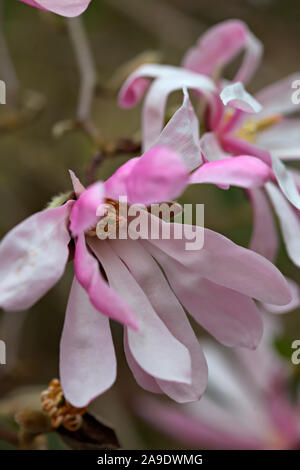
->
248;188;279;262
266;182;300;267
141;216;291;306
92;240;192;385
0;202;73;311
123;330;162;394
263;278;300;314
69;169;85;197
104;158;138;200
20;0;92;17
190;156;270;188
70;182;104;236
255;73;300;118
153;89;203;171
126;146;190;205
220;82;262;113
272;156;300;210
60;277;116;407
141;72;214;150
144;242;263;350
74;234;139;330
200;132;231;162
182;20;263;85
114;239;208;403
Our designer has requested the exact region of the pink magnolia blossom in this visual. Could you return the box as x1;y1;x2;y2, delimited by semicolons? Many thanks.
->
0;137;291;407
136;298;300;450
119;21;300;267
18;0;91;17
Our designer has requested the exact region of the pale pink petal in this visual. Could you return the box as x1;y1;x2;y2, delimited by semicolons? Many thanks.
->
74;234;139;330
200;132;231;162
182;20;263;85
60;277;116;407
69;169;85;197
136;397;264;450
263;278;300;314
141;217;291;306
118;64;180;108
123;330;162;394
0;202;73;311
126;146;190;205
114;239;208;403
141;72;215;150
70;182;104;236
144;242;263;350
220;82;262;113
256;119;300;160
91;240;192;385
190;156;270;188
248;188;279;262
272;157;300;210
266;182;300;267
20;0;92;17
153;89;203;171
255;73;300;118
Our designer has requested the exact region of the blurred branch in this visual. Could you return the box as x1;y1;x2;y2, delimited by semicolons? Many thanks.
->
107;0;204;51
66;17;97;121
0;428;18;446
0;0;19;107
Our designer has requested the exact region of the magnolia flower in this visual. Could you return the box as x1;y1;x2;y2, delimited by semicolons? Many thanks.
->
136;299;300;450
18;0;91;17
118;20;300;267
0;137;291;408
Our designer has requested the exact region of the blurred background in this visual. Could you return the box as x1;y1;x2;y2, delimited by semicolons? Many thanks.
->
0;0;299;449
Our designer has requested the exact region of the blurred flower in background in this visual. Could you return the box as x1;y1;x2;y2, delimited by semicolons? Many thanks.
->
18;0;92;17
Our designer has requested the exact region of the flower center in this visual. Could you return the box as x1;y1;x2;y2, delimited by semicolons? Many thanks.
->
235;114;282;144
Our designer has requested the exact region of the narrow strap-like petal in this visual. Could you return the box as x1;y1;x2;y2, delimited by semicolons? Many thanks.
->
60;277;116;407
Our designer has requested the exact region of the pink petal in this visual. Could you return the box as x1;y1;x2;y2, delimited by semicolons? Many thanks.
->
248;188;279;262
92;240;192;385
272;156;300;210
114;239;208;403
104;158;139;200
0;202;73;311
70;182;104;236
60;277;116;407
123;330;162;394
182;20;263;85
142;217;291;306
153;90;203;171
118;64;204;108
266;182;300;267
221;134;272;166
135;397;264;450
263;278;300;314
200;132;231;162
190;156;271;188
126;146;190;205
141;72;214;150
19;0;92;17
256;119;300;160
220;82;262;113
74;234;139;330
145;242;263;350
255;73;300;118
69;169;85;197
